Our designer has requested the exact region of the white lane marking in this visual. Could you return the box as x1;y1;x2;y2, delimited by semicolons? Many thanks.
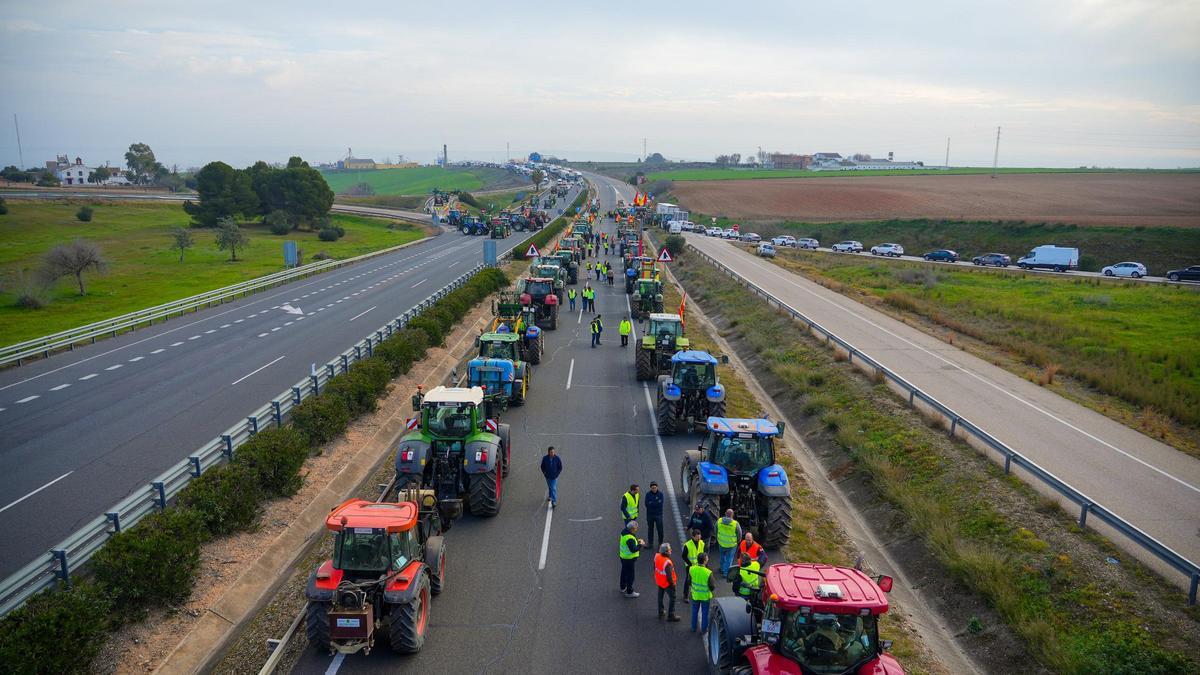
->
204;329;216;334
538;501;554;570
128;356;144;362
16;395;39;403
105;364;122;371
170;341;184;347
271;327;282;332
284;321;294;326
411;278;427;288
448;261;460;268
231;355;286;386
79;374;97;380
348;306;377;322
324;652;345;675
566;359;575;389
150;349;165;354
0;471;73;514
296;316;306;321
569;516;603;522
258;333;268;338
220;324;231;328
234;319;244;323
722;245;1200;495
188;335;201;340
50;384;70;391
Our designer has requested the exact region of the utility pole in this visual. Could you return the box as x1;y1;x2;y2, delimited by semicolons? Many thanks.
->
944;137;950;168
506;142;510;162
643;138;647;161
13;114;24;169
991;126;1000;178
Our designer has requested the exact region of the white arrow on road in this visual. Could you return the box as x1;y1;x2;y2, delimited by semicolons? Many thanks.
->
280;304;304;316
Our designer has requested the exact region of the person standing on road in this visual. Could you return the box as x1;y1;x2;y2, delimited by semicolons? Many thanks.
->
716;509;743;576
619;316;632;347
540;446;562;507
731;551;763;600
620;521;646;598
682;528;706;601
596;261;604;282
686;504;714;545
645;482;665;551
654;543;681;621
738;532;767;567
586;261;593;279
567;287;577;312
590;314;603;347
689;552;715;633
620;484;640;523
606;266;615;286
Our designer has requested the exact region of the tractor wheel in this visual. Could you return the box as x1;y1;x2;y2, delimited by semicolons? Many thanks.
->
513;378;526;406
706;599;735;672
498;425;511;477
679;461;693;505
708;399;727;420
305;600;331;651
469;467;502;516
656;395;676;436
388;572;431;654
654;299;664;313
549;306;558;330
527;340;541;365
636;347;654;381
424;536;446;595
695;492;720;530
760;495;792;550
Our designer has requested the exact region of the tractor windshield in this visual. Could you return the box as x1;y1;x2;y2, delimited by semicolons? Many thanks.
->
711;436;773;473
525;281;552;296
425;403;475;438
652;321;681;342
334;530;391;573
481;340;517;360
674;362;716;389
777;611;879;673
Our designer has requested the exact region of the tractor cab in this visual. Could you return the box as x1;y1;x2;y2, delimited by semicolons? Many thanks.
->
636;313;688;381
477;332;521;361
632;277;664;319
668;351;720;395
419;389;482;439
647;313;686;348
702;417;781;476
467;334;526;409
326;500;425;581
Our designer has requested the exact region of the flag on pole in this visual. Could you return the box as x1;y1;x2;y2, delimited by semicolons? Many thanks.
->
679;292;687;328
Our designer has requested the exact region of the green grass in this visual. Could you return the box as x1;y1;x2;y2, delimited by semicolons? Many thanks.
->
643;167;1199;182
0;200;427;344
333;194;428;210
320;166;512;196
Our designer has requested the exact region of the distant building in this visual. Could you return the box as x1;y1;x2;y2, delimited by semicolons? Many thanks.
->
50;156;130;185
812;153;843;163
768;153;812;169
339;157;377;170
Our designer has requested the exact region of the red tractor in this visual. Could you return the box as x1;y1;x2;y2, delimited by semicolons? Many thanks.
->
305;494;446;656
707;563;903;675
518;276;560;330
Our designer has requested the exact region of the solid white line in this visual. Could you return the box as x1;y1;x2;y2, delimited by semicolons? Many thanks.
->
231;355;286;386
105;364;122;370
411;278;427;288
16;395;39;403
50;384;70;391
538;501;554;570
324;652;345;675
79;374;97;380
566;359;575;389
348;306;377;322
0;471;73;514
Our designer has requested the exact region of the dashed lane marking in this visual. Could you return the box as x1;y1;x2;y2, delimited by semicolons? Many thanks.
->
50;384;70;391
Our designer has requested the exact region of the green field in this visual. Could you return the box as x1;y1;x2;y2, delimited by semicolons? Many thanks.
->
0;200;427;344
639;167;1198;182
320;166;514;196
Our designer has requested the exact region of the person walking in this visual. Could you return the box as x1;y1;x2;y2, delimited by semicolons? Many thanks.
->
685;504;714;545
689;552;715;633
645;482;665;551
590;314;603;347
682;528;705;601
654;543;681;622
619;316;632;347
619;484;640;523
738;532;768;567
567;287;577;312
606;266;615;286
586;261;592;279
540;446;562;507
716;509;743;576
619;521;646;598
596;262;604;281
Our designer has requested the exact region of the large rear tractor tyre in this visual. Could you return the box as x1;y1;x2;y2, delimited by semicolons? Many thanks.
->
527;342;541;365
760;495;792;550
656;395;677;436
549;306;558;330
469;467;502;516
636;348;654;381
424;536;446;595
695;492;720;531
305;601;331;651
388;572;431;654
707;596;754;673
498;425;511;477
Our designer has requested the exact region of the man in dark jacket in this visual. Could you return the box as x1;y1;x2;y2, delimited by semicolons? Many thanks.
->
685;503;714;544
540;446;562;507
644;482;665;552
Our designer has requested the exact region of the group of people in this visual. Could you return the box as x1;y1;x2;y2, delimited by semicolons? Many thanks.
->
569;284;597;313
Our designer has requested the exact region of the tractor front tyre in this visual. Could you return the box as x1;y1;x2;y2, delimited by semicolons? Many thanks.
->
656;395;677;436
305;601;331;651
388;572;431;654
424;536;446;595
708;399;727;420
760;495;793;550
498;425;512;477
513;378;527;406
636;348;654;381
469;468;502;516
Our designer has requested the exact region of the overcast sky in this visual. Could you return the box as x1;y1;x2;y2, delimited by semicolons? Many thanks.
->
2;1;1198;169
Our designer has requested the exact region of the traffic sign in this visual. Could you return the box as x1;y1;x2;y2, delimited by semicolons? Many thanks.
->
657;249;673;263
526;244;541;258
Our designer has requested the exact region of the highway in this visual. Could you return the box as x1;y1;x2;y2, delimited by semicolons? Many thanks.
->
0;185;581;579
680;229;1200;575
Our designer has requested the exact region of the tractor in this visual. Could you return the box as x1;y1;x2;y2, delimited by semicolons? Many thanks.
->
469;332;532;407
636;313;688;381
679;417;792;549
631;277;664;319
624;256;655;294
706;563;903;675
488;292;543;364
518;276;560;330
532;260;566;302
552;249;579;284
655;351;727;435
394;386;511;523
560;235;585;263
489;218;510;239
304;495;446;656
459;216;487;236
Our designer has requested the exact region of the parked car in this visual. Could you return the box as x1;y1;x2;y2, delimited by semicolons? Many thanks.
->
1017;245;1079;272
972;253;1011;267
923;249;959;262
831;240;863;253
757;243;776;258
771;235;796;247
797;238;819;249
1101;261;1147;278
723;229;739;239
1166;265;1200;282
681;221;697;232
870;243;904;257
742;232;761;243
668;222;683;234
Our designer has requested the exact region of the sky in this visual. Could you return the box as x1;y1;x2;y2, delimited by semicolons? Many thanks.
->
2;0;1198;170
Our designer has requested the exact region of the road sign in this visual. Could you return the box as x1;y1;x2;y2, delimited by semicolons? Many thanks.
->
657;249;673;263
526;244;541;258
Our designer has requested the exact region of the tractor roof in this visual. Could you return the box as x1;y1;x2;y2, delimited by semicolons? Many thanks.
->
706;417;780;436
671;350;718;365
649;313;681;323
480;332;520;342
765;564;889;615
326;498;417;533
423;386;484;405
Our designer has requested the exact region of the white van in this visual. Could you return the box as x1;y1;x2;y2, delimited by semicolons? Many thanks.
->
668;221;684;234
1017;245;1079;272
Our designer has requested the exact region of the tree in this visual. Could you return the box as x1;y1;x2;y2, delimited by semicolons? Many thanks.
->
1;165;30;182
215;217;250;261
0;197;7;215
266;210;293;234
125;142;166;184
36;171;60;187
644;152;666;164
76;206;94;222
183;161;258;227
714;155;731;167
531;169;544;192
170;227;194;261
852;153;873;162
729;153;741;165
41;240;106;295
253;159;334;227
88;166;113;184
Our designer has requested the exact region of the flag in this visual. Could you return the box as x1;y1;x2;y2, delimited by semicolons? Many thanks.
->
679;292;686;328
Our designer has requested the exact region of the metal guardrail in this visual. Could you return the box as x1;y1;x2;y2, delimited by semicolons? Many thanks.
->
0;264;486;616
0;236;439;367
688;243;1200;604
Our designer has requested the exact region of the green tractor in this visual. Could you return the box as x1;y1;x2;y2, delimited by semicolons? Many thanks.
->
631;277;664;320
636;313;688;381
532;260;566;303
489;218;510;239
655;351;727;435
551;249;579;284
395;386;511;523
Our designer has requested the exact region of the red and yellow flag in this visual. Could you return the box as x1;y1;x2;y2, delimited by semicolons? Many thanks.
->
679;292;687;328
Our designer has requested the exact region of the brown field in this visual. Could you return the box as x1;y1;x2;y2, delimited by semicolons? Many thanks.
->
671;173;1200;226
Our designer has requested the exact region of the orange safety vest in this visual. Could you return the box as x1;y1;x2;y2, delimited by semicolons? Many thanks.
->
653;553;676;588
738;540;764;562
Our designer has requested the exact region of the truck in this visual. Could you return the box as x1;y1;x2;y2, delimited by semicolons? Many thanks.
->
1017;245;1079;272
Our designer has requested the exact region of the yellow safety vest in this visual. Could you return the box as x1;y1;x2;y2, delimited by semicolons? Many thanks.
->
619;533;639;560
738;560;762;596
684;538;705;565
717;518;740;549
568;289;576;300
619;320;631;336
690;565;713;601
622;491;639;520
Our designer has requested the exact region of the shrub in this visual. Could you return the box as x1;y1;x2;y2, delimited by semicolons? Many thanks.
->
75;206;94;222
312;251;331;261
290;394;351;445
324;367;383;417
318;228;340;242
374;329;429;375
266;210;292;235
235;426;311;496
0;581;112;674
664;234;685;258
176;463;263;535
91;507;209;616
0;197;7;215
407;315;445;346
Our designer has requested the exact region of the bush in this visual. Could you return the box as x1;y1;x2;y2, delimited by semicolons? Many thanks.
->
290;394;351;445
312;251;331;261
664;234;685;257
407;315;445;346
91;507;209;616
0;197;7;215
0;581;112;674
235;426;311;497
75;206;94;222
176;463;263;535
323;364;387;417
266;210;292;235
318;228;340;242
374;329;429;376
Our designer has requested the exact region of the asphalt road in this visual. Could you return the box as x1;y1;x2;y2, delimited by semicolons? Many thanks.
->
0;186;580;579
290;181;721;675
682;230;1200;577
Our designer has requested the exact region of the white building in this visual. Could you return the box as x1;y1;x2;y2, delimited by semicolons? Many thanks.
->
50;156;130;185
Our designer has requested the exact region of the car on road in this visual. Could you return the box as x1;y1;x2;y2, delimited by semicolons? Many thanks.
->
797;237;819;249
706;227;721;236
831;240;864;253
923;249;959;262
756;243;776;258
724;229;740;239
668;222;683;234
771;235;796;247
1166;265;1200;282
1102;261;1147;278
972;252;1011;267
741;232;761;243
870;243;905;257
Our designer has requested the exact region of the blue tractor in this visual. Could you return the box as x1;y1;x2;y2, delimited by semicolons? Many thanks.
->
679;417;793;549
468;332;530;409
655;351;727;435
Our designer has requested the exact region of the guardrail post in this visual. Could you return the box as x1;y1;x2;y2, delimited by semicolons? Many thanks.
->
189;456;202;477
106;512;121;533
1190;574;1198;606
222;435;233;459
1004;453;1013;474
293;386;302;405
152;481;167;510
51;550;70;587
248;415;259;436
327;364;336;380
948;417;958;437
272;401;282;426
310;374;320;395
354;345;362;361
908;390;915;407
365;339;373;357
1078;501;1092;528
